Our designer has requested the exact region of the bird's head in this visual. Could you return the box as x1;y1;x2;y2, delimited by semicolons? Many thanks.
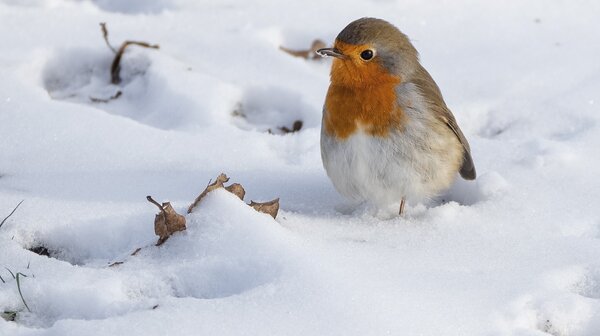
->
317;18;419;88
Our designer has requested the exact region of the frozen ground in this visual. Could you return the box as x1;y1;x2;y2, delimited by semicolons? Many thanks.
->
1;0;600;335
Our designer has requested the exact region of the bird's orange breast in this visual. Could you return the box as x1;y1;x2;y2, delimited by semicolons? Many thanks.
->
323;41;405;139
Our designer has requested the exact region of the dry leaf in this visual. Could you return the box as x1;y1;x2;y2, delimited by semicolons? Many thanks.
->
268;120;303;135
249;198;280;219
280;39;327;60
188;173;279;220
225;183;246;200
279;120;303;134
147;196;187;246
188;173;230;213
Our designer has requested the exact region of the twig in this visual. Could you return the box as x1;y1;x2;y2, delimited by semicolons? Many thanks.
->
0;200;24;229
111;41;159;84
100;22;117;54
16;273;31;312
99;23;159;85
147;196;166;218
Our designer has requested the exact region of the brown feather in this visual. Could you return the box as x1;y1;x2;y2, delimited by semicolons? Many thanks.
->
411;65;476;180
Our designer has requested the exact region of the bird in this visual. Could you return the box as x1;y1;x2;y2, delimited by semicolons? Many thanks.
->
317;17;476;216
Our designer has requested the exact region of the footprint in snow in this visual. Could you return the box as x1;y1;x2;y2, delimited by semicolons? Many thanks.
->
42;47;215;131
231;85;320;135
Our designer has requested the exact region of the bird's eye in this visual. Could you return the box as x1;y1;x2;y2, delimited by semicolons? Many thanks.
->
360;49;374;60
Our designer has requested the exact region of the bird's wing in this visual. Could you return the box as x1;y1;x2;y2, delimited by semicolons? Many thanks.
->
411;65;476;180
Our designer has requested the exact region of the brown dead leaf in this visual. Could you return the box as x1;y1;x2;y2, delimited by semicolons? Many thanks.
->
279;120;303;134
280;39;327;60
187;173;279;220
249;198;280;219
225;183;246;200
188;173;230;213
147;196;186;246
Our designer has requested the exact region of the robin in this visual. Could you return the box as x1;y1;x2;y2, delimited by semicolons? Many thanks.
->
317;17;476;215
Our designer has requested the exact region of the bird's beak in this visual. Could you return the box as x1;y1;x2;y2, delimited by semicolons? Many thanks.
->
316;47;348;59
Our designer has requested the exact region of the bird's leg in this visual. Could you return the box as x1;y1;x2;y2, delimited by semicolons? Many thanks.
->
399;198;406;216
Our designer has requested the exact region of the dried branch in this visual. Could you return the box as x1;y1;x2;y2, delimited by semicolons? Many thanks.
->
99;23;160;85
0;200;24;229
111;41;159;84
100;22;117;54
147;195;165;215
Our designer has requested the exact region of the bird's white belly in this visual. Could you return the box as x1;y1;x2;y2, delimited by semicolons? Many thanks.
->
320;119;462;206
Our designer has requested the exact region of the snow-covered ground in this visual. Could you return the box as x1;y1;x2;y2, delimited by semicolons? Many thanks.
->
1;0;600;335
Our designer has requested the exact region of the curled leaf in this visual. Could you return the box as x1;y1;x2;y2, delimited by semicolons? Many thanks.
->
186;173;279;221
225;183;246;200
249;198;280;219
188;173;230;213
279;120;303;134
148;196;186;246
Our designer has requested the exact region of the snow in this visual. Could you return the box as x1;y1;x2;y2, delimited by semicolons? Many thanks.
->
1;0;600;335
